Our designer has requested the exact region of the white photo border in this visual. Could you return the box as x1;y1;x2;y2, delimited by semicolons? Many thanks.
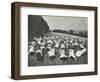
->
20;6;95;76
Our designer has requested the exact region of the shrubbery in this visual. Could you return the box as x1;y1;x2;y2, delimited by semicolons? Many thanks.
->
52;29;87;38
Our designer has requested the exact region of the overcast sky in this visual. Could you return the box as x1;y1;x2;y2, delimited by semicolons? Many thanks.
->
43;16;88;31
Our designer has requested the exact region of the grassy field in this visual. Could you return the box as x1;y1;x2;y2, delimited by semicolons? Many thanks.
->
28;52;88;66
45;32;87;40
28;32;88;66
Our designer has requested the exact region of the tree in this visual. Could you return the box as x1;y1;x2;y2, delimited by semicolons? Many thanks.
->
28;15;50;41
69;30;74;34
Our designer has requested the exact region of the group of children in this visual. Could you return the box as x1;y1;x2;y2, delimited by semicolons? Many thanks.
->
28;35;87;66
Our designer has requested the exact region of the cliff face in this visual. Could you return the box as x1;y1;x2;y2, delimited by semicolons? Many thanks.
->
28;15;49;41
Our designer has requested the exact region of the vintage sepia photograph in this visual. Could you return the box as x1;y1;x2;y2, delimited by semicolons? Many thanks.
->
28;15;88;66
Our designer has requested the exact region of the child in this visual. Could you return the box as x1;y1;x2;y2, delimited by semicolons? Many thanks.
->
59;48;68;62
28;51;37;66
75;43;87;57
48;48;56;60
68;48;76;60
36;48;43;62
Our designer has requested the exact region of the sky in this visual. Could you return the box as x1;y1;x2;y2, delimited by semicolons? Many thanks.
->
43;15;88;31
